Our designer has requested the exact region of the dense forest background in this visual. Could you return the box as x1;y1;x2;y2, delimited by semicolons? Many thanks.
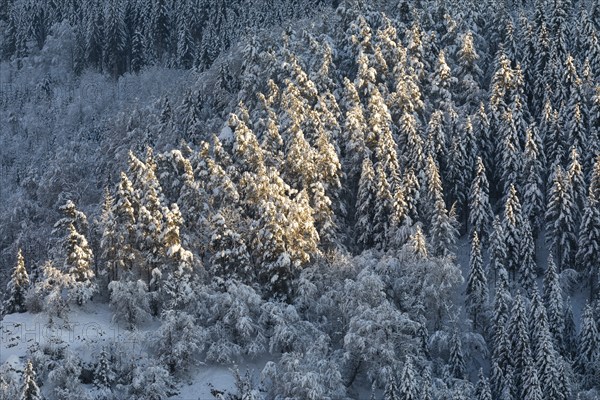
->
1;0;600;398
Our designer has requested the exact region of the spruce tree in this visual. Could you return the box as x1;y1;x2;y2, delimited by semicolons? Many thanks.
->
430;196;458;258
503;184;524;282
343;78;368;186
567;146;585;220
590;154;600;200
575;303;599;386
408;225;428;259
383;371;400;400
489;215;507;285
562;299;577;360
520;220;537;296
528;289;548;361
545;166;577;271
536;329;563;400
508;294;531;395
209;212;252;282
522;124;545;234
372;163;393;250
475;369;492;400
65;223;96;306
398;357;418;400
466;232;488;330
469;157;493;242
370;87;401;190
576;192;600;298
522;363;543;400
449;329;466;379
499;113;523;199
543;256;564;350
19;360;41;400
3;249;29;314
355;157;376;250
94;347;114;389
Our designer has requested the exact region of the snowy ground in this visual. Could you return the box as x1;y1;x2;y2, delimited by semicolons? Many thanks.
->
0;304;256;399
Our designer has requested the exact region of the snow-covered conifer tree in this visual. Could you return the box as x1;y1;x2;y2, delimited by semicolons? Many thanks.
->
466;232;488;330
520;220;537;296
210;212;252;281
508;294;531;395
475;369;492;400
522;124;545;234
3;249;30;314
545;166;577;271
449;329;466;379
503;184;524;281
398;357;418;400
576;191;600;297
372;163;393;250
64;223;96;306
469;157;493;242
575;303;599;386
355;157;376;250
543;257;564;349
19;361;41;400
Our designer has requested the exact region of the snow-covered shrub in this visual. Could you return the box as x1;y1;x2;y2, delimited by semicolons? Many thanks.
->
0;362;21;400
27;261;74;323
343;301;421;387
128;361;177;400
150;309;203;374
204;282;267;364
261;336;346;400
108;279;151;329
47;351;89;400
208;368;262;400
27;337;68;383
383;250;464;329
260;301;324;355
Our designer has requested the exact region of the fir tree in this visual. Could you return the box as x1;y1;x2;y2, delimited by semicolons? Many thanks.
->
343;78;368;186
590;154;600;200
370;87;401;190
